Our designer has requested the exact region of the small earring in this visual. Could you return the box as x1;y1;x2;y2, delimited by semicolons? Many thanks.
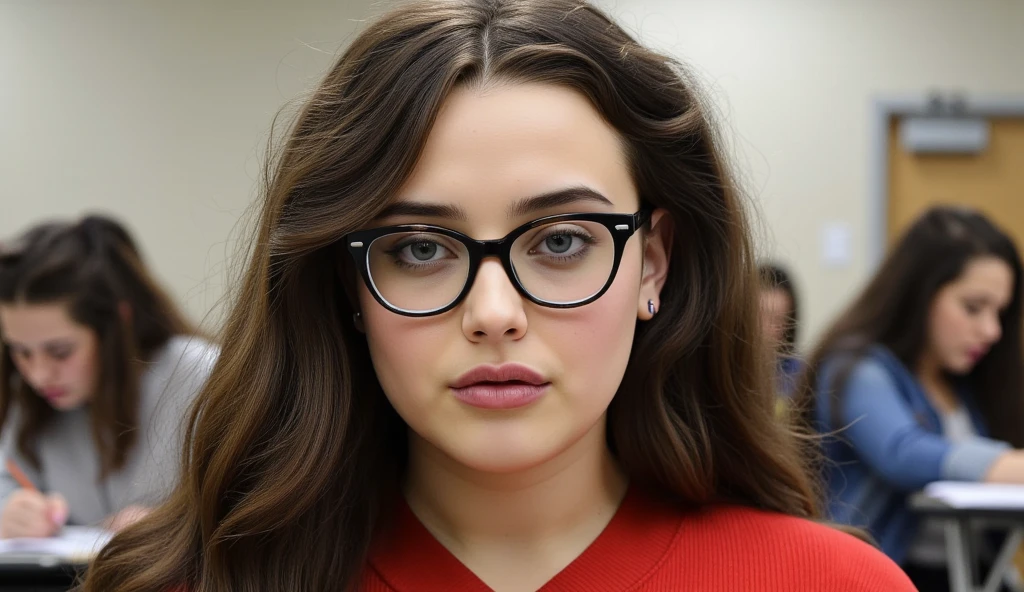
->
647;300;656;315
353;312;362;323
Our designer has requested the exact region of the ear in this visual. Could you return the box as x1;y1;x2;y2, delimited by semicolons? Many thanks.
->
337;251;365;334
638;208;673;321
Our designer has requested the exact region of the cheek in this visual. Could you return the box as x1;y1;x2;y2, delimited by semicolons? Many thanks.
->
541;255;640;398
68;349;100;392
358;286;453;406
930;300;969;350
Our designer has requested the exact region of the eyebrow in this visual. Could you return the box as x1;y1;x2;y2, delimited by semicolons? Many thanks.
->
507;187;614;218
376;202;469;221
375;186;615;222
3;339;74;351
45;341;74;351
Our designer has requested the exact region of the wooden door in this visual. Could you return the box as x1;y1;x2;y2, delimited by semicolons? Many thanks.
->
888;117;1024;247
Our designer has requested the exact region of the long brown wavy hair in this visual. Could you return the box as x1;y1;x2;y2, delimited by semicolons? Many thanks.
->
796;206;1024;446
85;1;819;590
0;215;195;478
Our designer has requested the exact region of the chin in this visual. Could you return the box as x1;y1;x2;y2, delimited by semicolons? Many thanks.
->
452;447;558;474
49;397;87;411
945;359;976;376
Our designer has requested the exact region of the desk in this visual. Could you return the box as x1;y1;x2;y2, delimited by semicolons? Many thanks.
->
910;491;1024;592
0;556;83;591
0;526;109;590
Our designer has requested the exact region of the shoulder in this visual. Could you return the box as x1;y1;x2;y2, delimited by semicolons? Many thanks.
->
818;346;907;394
141;335;219;402
150;335;218;374
665;505;914;591
779;355;803;375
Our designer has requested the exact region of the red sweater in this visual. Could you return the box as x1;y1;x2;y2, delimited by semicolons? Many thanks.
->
362;487;916;591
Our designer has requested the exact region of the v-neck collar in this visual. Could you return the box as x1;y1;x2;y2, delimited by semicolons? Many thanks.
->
367;486;685;591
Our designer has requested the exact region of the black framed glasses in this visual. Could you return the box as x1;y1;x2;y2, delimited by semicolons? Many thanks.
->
345;208;652;317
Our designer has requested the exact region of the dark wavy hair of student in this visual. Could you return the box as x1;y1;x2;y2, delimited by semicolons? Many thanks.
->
0;215;194;478
795;206;1024;447
85;1;824;590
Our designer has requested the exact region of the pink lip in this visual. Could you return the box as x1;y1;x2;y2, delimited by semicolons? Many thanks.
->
968;348;988;363
450;363;549;410
40;388;66;400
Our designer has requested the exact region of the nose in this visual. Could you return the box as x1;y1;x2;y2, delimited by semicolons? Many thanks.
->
461;258;528;344
981;311;1002;344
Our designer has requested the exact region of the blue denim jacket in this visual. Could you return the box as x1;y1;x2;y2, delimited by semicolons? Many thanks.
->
777;355;803;399
815;345;1009;564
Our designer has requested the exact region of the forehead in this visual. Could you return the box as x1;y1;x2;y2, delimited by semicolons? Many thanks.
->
760;288;791;309
394;82;639;220
947;256;1015;300
0;302;81;344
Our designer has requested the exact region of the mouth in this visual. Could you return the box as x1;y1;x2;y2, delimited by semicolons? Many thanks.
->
450;364;550;410
40;387;67;401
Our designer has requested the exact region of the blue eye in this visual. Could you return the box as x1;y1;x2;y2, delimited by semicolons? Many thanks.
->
529;227;595;259
543;234;574;254
406;241;442;262
384;235;460;268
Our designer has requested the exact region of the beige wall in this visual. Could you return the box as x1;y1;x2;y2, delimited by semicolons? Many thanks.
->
0;0;376;329
4;1;1024;345
595;0;1024;346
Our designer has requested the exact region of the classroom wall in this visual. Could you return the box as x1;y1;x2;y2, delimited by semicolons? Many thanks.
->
3;1;1024;345
593;0;1024;346
0;0;376;329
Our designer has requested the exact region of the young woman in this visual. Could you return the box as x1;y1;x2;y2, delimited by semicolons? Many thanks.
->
798;206;1024;589
759;263;802;398
86;1;912;590
0;216;217;538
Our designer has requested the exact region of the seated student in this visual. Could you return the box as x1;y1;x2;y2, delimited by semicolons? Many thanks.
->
797;206;1024;590
85;1;912;590
0;216;217;538
759;263;803;399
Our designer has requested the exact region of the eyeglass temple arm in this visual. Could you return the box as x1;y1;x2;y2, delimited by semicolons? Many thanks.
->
635;206;654;228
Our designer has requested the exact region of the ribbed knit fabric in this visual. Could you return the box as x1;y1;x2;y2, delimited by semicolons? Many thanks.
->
362;487;917;591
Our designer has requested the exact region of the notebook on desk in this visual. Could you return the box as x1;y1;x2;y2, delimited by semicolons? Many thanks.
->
0;526;112;563
924;481;1024;509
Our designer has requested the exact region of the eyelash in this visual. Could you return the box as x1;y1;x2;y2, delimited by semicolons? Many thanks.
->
9;349;72;361
530;228;596;259
385;237;457;269
380;225;600;271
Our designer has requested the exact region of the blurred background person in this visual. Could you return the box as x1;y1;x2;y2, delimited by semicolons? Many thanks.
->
759;262;803;401
798;206;1024;590
0;216;217;538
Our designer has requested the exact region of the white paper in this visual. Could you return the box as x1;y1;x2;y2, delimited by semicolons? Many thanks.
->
924;481;1024;509
0;526;113;560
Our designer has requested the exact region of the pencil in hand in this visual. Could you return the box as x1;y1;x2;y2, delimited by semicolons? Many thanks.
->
5;459;36;491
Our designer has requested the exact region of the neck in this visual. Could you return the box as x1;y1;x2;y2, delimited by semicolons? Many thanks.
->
403;417;628;551
916;350;946;388
916;351;962;413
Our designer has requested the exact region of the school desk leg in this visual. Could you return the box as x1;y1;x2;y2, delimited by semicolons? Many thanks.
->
946;518;976;592
983;528;1024;592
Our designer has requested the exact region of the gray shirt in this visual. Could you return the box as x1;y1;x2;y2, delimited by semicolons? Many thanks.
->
906;406;980;566
0;335;217;526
